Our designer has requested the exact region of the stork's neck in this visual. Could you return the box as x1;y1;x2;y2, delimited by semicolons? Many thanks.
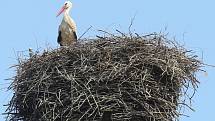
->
63;8;71;17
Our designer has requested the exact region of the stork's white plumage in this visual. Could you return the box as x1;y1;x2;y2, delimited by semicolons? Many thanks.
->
57;1;77;46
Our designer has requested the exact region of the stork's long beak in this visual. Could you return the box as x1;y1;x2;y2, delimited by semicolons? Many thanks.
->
56;6;65;17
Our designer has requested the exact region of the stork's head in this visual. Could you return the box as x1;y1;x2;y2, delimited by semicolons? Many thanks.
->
57;1;73;17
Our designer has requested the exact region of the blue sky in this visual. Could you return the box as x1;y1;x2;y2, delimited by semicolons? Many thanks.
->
0;0;214;120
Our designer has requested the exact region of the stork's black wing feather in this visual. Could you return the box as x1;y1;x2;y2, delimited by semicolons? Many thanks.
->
57;31;63;46
73;31;77;41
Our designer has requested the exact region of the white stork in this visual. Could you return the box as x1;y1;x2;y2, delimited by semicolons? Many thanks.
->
57;1;77;46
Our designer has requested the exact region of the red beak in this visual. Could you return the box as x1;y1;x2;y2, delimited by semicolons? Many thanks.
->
56;6;65;17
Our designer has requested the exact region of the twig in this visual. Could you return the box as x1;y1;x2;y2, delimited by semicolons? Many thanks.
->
78;26;93;40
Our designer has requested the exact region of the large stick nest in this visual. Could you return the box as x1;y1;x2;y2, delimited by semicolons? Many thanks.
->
6;33;202;121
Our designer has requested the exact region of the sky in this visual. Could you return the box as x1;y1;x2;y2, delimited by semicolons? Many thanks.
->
0;0;214;120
